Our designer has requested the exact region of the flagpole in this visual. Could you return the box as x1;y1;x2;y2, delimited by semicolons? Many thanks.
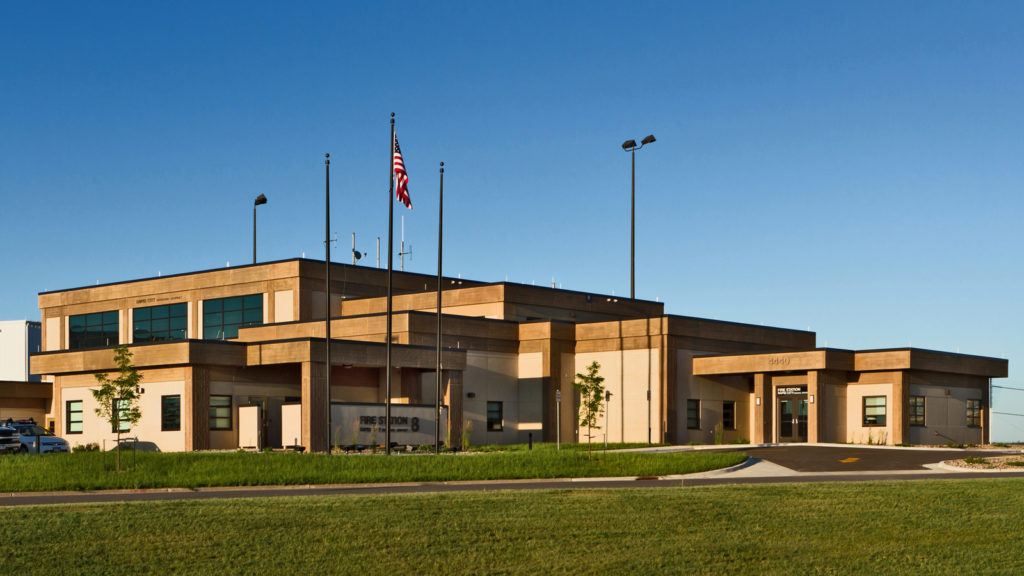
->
435;161;444;454
385;113;395;455
325;153;332;454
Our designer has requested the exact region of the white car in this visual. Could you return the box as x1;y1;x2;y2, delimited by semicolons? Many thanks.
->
0;425;20;454
3;420;70;454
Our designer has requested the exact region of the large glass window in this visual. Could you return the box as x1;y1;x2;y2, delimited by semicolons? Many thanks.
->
966;399;982;428
210;395;232;430
203;295;262;339
909;396;926;427
134;303;187;343
68;311;119;349
113;398;131;433
162;395;181;432
687;399;700;430
486;401;503;432
863;396;887;427
66;400;83;434
723;401;736;430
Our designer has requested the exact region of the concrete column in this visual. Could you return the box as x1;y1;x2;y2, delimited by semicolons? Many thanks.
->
890;372;906;445
184;366;210;451
753;373;771;444
444;370;463;447
302;360;329;453
807;371;820;443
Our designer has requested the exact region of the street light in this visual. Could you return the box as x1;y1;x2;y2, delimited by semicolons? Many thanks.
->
253;194;268;264
622;134;656;299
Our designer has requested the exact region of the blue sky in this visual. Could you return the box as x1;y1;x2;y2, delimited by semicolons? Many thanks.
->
3;1;1023;440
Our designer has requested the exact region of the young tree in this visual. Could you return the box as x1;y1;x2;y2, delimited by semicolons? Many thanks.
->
92;346;143;472
573;361;609;460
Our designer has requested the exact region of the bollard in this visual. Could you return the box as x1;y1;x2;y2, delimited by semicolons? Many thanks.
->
529;432;533;450
34;435;41;454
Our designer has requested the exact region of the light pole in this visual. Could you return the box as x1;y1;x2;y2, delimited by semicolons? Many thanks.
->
253;194;267;264
621;135;655;299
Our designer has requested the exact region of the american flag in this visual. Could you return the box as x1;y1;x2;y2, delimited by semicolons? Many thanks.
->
393;134;412;209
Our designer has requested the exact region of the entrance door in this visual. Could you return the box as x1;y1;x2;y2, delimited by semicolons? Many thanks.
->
778;396;808;442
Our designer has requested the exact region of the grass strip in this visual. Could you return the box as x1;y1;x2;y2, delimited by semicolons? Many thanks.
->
0;447;744;492
4;478;1024;575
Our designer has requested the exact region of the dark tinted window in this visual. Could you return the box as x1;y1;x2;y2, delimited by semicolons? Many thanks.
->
69;311;119;349
204;295;262;339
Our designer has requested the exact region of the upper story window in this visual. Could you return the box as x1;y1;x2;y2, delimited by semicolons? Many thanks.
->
133;303;187;343
68;311;119;350
203;295;262;340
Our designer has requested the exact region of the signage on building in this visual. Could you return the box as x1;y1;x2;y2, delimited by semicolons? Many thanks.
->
777;386;808;396
330;402;448;447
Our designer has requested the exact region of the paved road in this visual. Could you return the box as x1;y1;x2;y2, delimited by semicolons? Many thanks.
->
3;445;1022;507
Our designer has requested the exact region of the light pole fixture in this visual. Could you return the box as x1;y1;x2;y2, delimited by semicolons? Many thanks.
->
253;194;268;265
621;134;656;300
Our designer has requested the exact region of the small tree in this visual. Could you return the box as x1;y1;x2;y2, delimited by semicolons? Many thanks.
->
573;361;609;460
92;346;142;472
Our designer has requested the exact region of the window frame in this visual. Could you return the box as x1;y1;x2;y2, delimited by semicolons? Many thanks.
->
68;310;120;350
209;395;233;430
687;399;700;430
486;401;503;432
203;295;263;340
66;400;83;434
133;303;188;343
862;395;887;427
722;400;736;430
909;395;926;427
966;399;982;428
161;395;182;432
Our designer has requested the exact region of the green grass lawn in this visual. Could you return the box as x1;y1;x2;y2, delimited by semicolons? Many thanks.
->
0;445;744;492
4;479;1024;575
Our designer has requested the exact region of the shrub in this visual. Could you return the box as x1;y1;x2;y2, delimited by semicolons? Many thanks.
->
72;442;100;453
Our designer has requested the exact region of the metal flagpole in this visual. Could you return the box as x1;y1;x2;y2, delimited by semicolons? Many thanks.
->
325;153;332;453
385;114;395;455
435;162;444;454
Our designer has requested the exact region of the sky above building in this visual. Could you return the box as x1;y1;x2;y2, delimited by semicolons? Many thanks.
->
2;1;1023;439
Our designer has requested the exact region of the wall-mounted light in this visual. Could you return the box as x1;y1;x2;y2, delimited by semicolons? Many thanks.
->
466;392;476;399
755;397;761;406
809;395;815;404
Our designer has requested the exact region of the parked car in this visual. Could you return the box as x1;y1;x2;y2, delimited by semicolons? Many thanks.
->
2;419;70;454
0;424;20;454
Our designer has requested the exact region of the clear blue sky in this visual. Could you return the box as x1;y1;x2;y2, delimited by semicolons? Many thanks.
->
3;1;1023;440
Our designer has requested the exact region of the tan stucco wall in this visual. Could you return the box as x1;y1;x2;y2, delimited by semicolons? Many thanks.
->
575;349;660;444
846;383;893;444
60;380;187;452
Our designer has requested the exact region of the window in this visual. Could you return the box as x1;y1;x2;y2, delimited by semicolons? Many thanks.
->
486;401;503;432
210;395;232;430
863;396;886;427
687;399;700;430
66;400;83;434
134;303;187;343
203;295;262;339
909;396;925;427
967;399;982;428
162;395;181;432
113;399;131;433
68;311;119;349
723;401;736;430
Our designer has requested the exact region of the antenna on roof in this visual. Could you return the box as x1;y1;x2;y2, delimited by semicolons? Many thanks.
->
399;216;411;271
